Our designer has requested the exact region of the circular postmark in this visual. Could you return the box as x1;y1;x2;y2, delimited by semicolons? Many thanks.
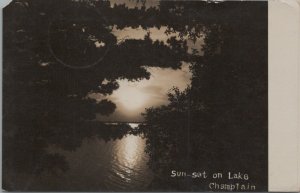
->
47;6;115;69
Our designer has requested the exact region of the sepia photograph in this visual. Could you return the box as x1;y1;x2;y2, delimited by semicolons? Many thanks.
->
2;0;268;191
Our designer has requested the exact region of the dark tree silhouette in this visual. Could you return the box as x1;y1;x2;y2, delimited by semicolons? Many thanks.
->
3;1;193;189
3;0;267;191
140;1;268;191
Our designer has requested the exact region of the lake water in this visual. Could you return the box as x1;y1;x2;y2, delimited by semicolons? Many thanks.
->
45;136;152;191
6;124;153;191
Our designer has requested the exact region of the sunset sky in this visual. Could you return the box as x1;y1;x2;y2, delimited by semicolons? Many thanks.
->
90;24;203;122
94;62;192;122
109;0;160;9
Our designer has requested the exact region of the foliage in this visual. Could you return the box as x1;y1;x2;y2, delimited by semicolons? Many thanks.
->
3;0;267;191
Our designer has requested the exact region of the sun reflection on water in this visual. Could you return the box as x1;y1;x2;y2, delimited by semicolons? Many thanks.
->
119;135;142;170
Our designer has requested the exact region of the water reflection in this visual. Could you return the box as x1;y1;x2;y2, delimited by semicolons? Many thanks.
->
107;132;152;191
119;135;140;169
39;131;153;191
128;123;139;129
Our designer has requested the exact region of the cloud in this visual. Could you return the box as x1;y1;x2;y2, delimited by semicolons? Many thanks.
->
95;62;192;122
109;0;160;9
111;26;204;55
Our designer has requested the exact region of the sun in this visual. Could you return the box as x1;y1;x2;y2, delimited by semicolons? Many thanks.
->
115;86;149;111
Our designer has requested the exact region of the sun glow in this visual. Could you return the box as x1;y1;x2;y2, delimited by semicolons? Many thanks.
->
115;85;149;111
90;63;192;121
